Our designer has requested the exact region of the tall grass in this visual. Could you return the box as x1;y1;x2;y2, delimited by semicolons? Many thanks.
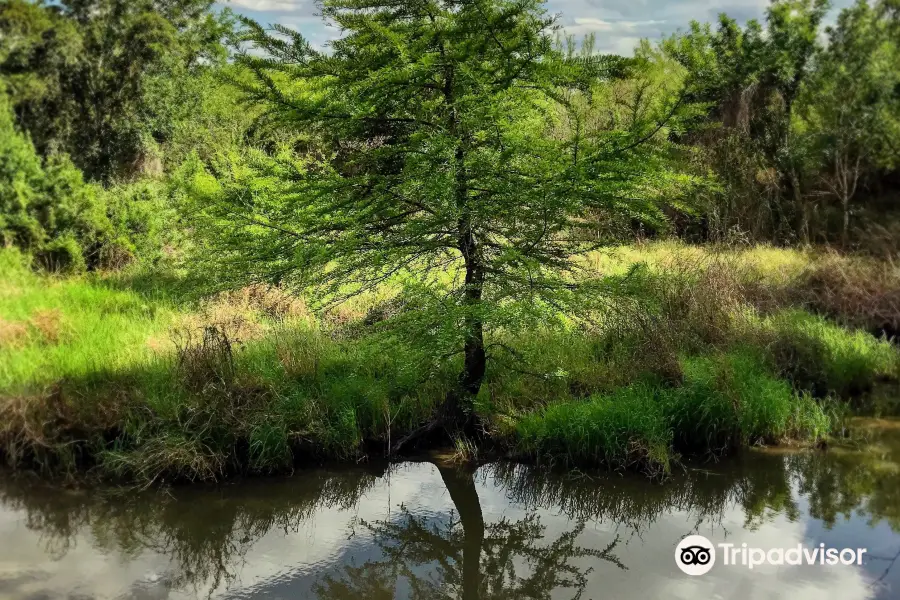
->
0;249;180;390
513;350;830;476
763;309;899;397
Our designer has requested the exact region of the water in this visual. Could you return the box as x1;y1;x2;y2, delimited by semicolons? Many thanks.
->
1;419;900;599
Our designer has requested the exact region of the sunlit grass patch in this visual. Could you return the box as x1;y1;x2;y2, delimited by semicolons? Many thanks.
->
762;309;900;397
0;253;182;391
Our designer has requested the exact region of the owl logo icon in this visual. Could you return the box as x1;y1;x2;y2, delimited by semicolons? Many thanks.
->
675;535;716;575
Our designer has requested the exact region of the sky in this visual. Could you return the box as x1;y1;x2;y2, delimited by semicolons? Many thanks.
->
214;0;856;56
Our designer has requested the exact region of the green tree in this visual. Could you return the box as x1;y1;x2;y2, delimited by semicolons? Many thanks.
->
184;0;694;445
0;0;232;181
664;1;830;243
799;0;900;243
0;84;107;271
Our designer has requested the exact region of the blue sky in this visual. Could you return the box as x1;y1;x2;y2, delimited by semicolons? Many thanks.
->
215;0;855;56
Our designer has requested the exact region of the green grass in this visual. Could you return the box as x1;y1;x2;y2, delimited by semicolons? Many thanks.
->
0;249;182;390
1;243;898;484
513;382;675;475
762;309;899;397
513;350;830;476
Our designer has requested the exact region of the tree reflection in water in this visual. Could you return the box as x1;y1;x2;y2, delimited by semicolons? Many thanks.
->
313;463;625;600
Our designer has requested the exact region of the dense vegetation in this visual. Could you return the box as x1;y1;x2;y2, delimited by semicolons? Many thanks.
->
0;0;899;483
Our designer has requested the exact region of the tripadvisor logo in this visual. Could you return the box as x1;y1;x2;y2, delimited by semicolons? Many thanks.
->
674;535;868;576
675;535;716;576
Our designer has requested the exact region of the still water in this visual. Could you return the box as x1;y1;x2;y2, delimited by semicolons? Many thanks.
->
1;419;900;599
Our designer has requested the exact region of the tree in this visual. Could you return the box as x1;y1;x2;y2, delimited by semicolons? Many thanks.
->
184;0;695;447
0;84;107;271
0;0;232;181
799;0;900;243
664;1;831;243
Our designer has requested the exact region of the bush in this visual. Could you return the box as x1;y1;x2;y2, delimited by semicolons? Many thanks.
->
0;86;179;272
0;87;108;272
100;180;179;268
34;234;86;273
788;255;900;339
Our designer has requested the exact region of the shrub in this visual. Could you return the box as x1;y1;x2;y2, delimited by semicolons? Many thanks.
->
0;87;108;272
100;180;179;268
34;233;87;273
0;86;180;272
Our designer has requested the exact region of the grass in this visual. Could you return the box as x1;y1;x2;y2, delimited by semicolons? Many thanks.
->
512;350;831;476
0;241;898;484
763;309;899;397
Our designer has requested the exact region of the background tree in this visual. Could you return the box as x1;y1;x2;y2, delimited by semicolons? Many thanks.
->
798;0;900;243
665;0;831;243
183;0;696;446
0;83;106;271
0;0;232;181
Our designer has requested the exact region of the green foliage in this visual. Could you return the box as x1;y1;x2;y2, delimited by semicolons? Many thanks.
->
8;244;897;482
0;0;233;181
184;0;699;418
100;180;180;267
664;351;821;450
665;0;900;244
795;0;900;241
0;86;109;271
765;309;900;397
1;0;898;485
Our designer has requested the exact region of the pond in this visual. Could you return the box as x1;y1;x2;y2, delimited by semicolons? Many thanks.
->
1;418;900;599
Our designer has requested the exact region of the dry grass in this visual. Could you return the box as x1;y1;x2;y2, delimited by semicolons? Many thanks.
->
0;317;30;349
30;309;64;344
788;255;900;337
216;284;310;322
0;309;66;349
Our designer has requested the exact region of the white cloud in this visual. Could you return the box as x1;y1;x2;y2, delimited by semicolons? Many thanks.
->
221;0;309;12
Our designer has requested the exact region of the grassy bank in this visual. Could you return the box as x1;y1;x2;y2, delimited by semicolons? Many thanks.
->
1;243;899;483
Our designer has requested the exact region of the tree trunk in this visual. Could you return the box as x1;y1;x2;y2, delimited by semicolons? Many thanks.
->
459;262;486;402
790;169;809;245
437;463;484;600
842;194;850;247
389;139;486;454
452;135;486;425
390;66;485;453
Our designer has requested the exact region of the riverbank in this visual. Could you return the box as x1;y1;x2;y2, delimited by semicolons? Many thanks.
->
1;243;899;483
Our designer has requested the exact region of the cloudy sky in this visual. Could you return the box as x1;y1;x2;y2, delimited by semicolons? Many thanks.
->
215;0;855;56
